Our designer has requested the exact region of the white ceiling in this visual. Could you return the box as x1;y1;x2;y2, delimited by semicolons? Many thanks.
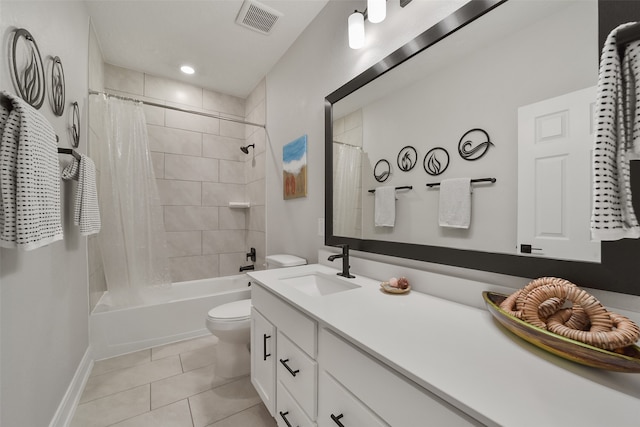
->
86;0;329;99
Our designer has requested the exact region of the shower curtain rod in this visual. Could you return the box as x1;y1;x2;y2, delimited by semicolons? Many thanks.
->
88;90;266;129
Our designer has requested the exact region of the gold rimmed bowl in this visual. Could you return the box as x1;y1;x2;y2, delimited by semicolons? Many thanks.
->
483;291;640;372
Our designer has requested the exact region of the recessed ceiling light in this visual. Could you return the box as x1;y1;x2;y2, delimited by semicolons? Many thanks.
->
180;65;195;75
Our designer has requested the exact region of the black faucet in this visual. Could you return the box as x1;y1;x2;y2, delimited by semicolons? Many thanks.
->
328;244;355;278
239;264;255;272
246;247;256;262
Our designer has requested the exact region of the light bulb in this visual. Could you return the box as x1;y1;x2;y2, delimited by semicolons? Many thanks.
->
348;11;365;49
180;65;195;75
367;0;386;24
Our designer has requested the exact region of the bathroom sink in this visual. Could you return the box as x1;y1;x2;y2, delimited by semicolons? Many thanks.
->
280;273;360;297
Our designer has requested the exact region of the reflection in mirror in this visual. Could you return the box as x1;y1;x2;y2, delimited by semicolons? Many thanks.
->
331;0;599;262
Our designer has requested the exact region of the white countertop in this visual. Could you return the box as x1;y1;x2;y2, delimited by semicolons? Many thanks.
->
248;264;640;426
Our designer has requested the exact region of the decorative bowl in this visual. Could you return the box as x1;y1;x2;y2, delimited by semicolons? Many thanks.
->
483;291;640;372
380;282;411;294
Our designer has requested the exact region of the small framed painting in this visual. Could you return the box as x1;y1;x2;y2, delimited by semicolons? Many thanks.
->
283;135;308;199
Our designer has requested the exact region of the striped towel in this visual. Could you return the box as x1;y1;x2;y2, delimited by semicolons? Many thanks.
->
61;154;101;236
0;92;63;250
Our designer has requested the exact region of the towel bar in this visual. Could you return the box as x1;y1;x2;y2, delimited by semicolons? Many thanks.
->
57;147;81;161
368;185;413;193
426;177;496;188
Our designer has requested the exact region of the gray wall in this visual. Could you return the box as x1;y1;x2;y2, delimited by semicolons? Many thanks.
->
0;1;90;426
265;0;469;262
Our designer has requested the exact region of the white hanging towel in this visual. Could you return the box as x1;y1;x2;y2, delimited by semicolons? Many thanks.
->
61;154;101;236
591;23;640;240
374;186;396;227
438;178;471;229
0;92;63;250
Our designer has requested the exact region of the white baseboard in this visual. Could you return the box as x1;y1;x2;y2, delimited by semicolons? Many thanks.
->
49;346;94;427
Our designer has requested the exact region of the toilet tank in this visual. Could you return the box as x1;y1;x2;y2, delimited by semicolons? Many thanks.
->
265;254;307;269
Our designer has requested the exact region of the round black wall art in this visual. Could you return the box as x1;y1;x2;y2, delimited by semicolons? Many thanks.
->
51;56;65;116
458;128;494;161
423;147;450;176
397;146;417;172
10;28;46;109
374;159;391;182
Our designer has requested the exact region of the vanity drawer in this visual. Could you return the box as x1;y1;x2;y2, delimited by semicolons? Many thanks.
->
277;381;316;427
252;284;317;357
318;371;388;427
319;328;480;426
277;330;317;420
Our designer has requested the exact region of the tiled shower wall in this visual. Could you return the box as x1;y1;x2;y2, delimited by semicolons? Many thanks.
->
87;63;266;309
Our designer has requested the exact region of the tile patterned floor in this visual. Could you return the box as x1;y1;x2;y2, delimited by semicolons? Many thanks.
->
71;336;276;427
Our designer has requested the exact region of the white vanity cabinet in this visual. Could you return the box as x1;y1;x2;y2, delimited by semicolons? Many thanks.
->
318;328;481;427
251;284;318;426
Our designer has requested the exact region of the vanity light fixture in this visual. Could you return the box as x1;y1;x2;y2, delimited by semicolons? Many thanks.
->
347;0;412;49
367;0;386;24
348;11;365;49
180;65;195;75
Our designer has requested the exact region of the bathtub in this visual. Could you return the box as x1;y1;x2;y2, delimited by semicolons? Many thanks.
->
90;274;252;360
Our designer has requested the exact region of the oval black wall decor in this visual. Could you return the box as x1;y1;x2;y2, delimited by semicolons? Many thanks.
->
458;128;494;161
51;56;65;116
423;147;450;176
10;28;46;109
71;102;80;148
374;159;391;182
397;146;417;172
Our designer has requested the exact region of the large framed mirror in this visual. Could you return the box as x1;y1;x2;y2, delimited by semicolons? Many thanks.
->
325;0;640;296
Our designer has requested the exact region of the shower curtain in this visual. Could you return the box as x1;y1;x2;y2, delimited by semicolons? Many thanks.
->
333;143;362;237
90;95;171;307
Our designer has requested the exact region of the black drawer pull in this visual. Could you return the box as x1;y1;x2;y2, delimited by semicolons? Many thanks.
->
279;358;300;377
279;411;299;427
263;334;271;361
331;413;345;427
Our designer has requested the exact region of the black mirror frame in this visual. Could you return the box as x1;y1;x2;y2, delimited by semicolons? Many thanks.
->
325;0;640;296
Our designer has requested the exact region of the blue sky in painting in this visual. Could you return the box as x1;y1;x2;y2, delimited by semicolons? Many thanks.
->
283;135;307;163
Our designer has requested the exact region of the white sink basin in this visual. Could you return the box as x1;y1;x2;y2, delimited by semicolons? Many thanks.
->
280;273;360;297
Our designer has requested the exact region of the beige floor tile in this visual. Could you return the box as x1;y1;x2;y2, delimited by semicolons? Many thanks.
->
110;399;193;427
91;349;151;377
151;362;238;409
180;343;217;372
80;356;182;403
70;385;150;427
152;335;217;360
188;377;262;427
206;403;276;427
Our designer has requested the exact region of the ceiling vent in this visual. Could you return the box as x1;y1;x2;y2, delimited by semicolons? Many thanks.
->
235;0;283;35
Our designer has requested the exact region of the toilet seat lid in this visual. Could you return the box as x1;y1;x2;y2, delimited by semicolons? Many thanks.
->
207;299;251;321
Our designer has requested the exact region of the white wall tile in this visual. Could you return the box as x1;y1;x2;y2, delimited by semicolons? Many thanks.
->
147;125;202;156
202;183;245;207
247;179;265;207
165;154;219;182
150;152;165;179
169;255;219;282
104;63;144;95
246;152;265;184
219;118;245;139
157;180;201;205
164;206;219;231
165;109;220;135
218;207;246;230
203;90;245;117
144;74;202;107
220;253;248;276
166;231;202;257
202;134;245;161
219;160;245;184
202;230;246;255
248;205;265;232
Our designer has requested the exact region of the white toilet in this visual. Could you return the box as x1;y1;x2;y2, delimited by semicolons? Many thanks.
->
206;254;306;378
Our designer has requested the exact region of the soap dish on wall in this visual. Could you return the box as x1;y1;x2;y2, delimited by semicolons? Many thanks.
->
229;201;251;209
380;282;411;294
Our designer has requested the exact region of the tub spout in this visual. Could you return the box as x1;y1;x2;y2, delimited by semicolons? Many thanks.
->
239;264;255;272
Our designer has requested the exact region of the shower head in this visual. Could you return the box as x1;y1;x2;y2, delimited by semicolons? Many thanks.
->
240;144;255;154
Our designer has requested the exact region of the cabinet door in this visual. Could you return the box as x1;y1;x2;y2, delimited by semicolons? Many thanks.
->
251;307;276;416
318;371;388;427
